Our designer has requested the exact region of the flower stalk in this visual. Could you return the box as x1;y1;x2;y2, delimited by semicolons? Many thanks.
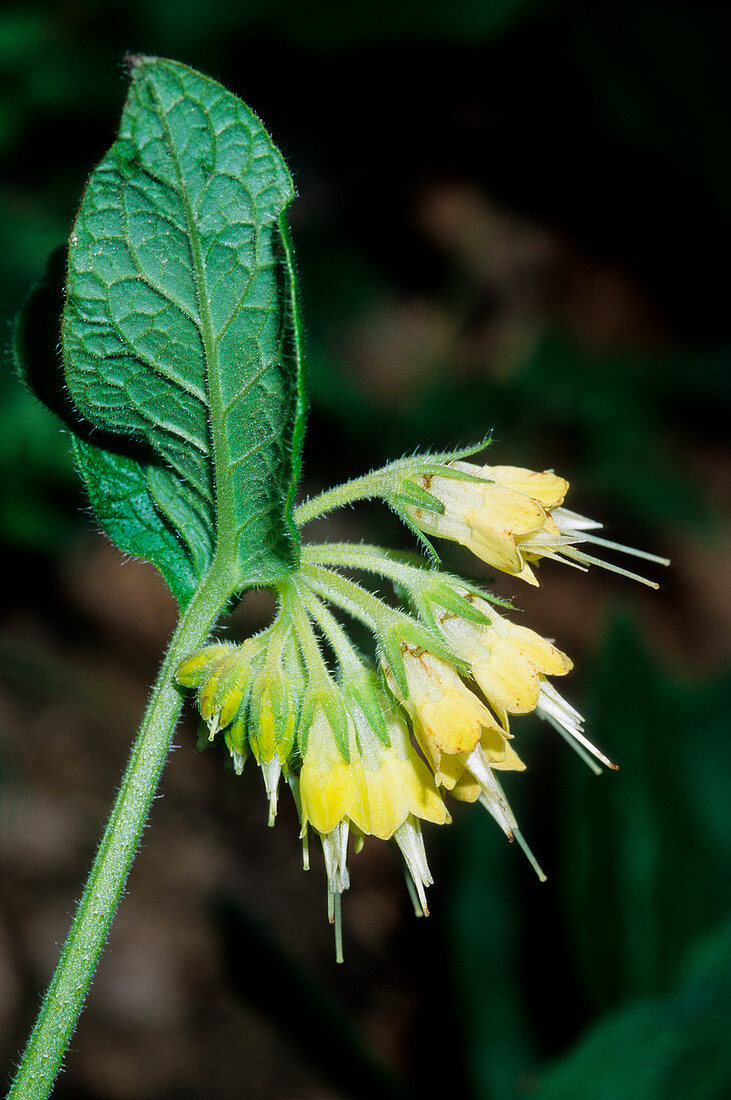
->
8;561;238;1100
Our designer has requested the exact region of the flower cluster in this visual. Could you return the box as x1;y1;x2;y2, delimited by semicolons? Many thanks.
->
177;449;668;959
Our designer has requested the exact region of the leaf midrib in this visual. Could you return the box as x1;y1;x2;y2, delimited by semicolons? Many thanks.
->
147;79;237;569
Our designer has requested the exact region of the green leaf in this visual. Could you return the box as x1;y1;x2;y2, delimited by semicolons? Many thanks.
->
536;921;731;1099
13;248;203;601
73;438;198;608
62;55;306;596
558;616;731;1007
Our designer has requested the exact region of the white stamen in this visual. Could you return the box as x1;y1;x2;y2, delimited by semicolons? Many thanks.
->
552;507;604;531
466;748;517;836
321;821;350;895
320;822;350;963
286;774;310;868
512;827;547;882
539;679;584;725
540;709;617;771
394;816;433;917
464;749;548;881
576;531;670;566
541;711;602;775
231;749;247;775
527;507;669;586
260;757;282;826
537;681;617;771
561;547;660;588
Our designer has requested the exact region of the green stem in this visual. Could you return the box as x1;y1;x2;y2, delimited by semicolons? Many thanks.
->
8;564;233;1100
303;541;429;587
299;563;398;635
294;470;384;528
300;590;363;675
293;439;490;529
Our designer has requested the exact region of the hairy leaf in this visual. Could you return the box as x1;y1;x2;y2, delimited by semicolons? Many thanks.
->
61;55;306;597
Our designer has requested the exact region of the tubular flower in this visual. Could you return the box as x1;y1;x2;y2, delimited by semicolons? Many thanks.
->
433;590;616;772
297;688;449;954
298;692;448;842
248;669;298;824
176;441;667;959
382;643;506;787
404;460;668;586
435;593;573;728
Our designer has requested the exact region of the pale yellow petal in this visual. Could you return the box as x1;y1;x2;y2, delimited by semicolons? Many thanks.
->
488;465;569;508
450;772;482;803
479;723;512;763
299;760;362;835
491;742;526;771
433;752;467;790
472;641;542;718
364;757;449;839
507;623;573;676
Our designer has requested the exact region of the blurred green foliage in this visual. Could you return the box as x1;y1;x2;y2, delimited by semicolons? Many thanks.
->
537;919;731;1099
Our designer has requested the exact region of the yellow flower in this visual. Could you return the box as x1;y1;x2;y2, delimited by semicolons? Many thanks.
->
383;643;511;789
248;671;298;824
296;687;450;954
435;593;572;729
405;461;667;587
406;461;568;584
432;590;616;773
298;691;449;841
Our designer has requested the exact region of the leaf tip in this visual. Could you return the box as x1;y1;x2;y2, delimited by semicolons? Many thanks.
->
124;53;151;75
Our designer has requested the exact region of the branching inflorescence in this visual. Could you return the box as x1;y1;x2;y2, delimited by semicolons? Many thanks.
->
177;445;669;959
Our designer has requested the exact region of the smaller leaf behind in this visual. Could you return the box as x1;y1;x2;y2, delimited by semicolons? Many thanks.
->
13;247;200;607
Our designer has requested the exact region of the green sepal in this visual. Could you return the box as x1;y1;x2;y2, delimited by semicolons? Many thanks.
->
395;479;446;513
176;643;233;687
377;631;408;697
197;651;241;724
425;435;493;466
210;653;257;730
393;510;443;565
299;687;349;762
226;711;249;756
422;463;492;486
249;669;298;764
415;578;492;633
345;672;390;748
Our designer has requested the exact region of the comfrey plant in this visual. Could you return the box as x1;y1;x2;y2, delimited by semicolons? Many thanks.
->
9;56;667;1098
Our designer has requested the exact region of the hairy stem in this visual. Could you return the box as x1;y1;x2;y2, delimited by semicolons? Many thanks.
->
8;564;233;1100
293;471;384;527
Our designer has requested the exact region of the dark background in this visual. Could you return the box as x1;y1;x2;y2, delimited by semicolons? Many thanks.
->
1;1;730;1097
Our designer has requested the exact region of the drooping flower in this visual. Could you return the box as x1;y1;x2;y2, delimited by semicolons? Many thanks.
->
404;460;668;586
248;667;298;823
176;442;667;959
436;590;616;773
176;642;258;742
381;642;506;786
296;682;450;956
